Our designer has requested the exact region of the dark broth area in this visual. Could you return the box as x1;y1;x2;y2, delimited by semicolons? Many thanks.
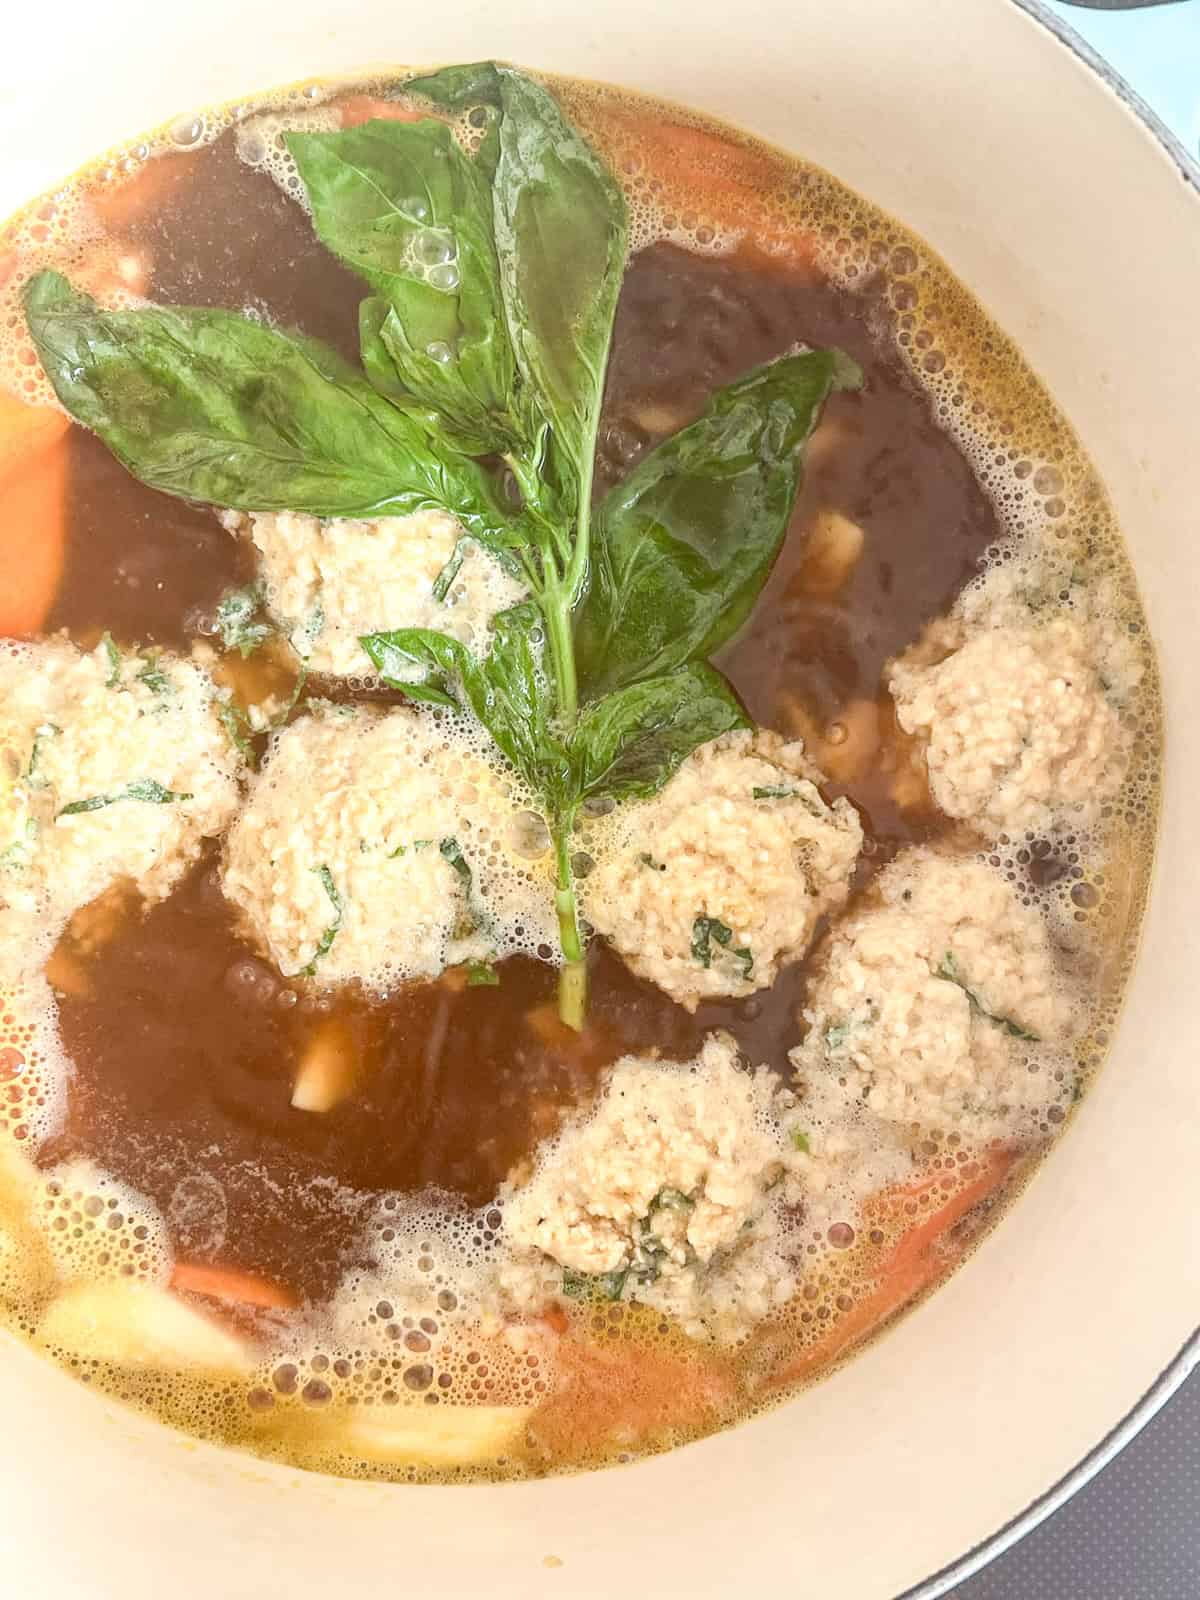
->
37;124;1003;1306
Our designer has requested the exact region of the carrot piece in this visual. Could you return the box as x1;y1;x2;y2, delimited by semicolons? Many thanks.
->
767;1149;1018;1389
338;96;426;129
588;106;821;274
87;152;194;230
880;1148;1018;1282
0;387;70;637
529;1334;735;1461
538;1303;570;1337
170;1261;298;1312
604;110;783;202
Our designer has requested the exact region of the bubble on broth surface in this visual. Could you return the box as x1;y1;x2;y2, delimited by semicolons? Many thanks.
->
233;107;341;207
0;975;68;1147
38;1158;172;1286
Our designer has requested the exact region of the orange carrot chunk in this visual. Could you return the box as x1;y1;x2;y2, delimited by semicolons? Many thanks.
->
338;96;427;129
529;1335;735;1460
170;1261;298;1312
87;152;194;230
0;387;71;637
768;1148;1018;1388
592;106;821;275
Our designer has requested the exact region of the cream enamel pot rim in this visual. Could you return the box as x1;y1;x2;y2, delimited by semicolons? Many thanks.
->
0;2;1197;1597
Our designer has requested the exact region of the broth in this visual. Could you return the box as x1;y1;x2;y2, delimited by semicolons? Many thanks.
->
0;67;1159;1481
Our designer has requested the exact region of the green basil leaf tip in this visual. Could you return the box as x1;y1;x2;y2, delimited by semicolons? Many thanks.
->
58;778;192;817
101;632;121;687
569;662;748;804
298;864;344;977
936;951;1039;1041
404;62;629;512
285;118;518;454
561;1265;628;1302
439;836;473;886
216;584;273;657
466;959;500;987
575;348;862;701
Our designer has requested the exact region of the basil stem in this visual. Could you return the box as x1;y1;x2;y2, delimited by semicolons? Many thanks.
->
553;809;586;1030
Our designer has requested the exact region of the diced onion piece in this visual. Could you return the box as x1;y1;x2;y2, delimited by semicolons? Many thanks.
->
797;509;865;597
334;1402;531;1467
802;417;850;477
37;1279;253;1376
291;1015;361;1113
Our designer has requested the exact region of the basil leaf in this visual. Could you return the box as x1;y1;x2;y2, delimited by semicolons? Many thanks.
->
753;784;798;800
358;295;413;407
135;655;171;695
216;584;273;657
299;864;343;977
569;662;748;804
24;722;61;788
576;349;862;699
23;271;511;541
466;958;500;987
691;915;753;979
361;602;570;807
406;63;505;174
218;702;255;761
439;835;473;887
101;632;122;688
431;541;467;603
286;119;518;452
406;63;629;514
58;778;192;816
561;1266;628;1302
936;951;1039;1041
472;604;571;805
359;625;470;707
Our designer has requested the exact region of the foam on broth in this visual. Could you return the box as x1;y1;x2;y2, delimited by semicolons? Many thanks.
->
0;66;1160;1481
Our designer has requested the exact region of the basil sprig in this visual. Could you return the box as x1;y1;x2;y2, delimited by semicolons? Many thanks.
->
25;61;859;1028
23;273;514;545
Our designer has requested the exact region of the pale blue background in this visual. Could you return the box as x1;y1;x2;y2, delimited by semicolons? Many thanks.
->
1044;0;1200;154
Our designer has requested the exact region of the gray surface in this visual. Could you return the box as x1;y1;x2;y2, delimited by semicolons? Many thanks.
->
946;1369;1200;1598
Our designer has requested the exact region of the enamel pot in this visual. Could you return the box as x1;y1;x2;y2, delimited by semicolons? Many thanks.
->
0;1;1196;1595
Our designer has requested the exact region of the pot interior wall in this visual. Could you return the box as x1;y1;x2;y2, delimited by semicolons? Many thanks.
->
0;2;1196;1597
